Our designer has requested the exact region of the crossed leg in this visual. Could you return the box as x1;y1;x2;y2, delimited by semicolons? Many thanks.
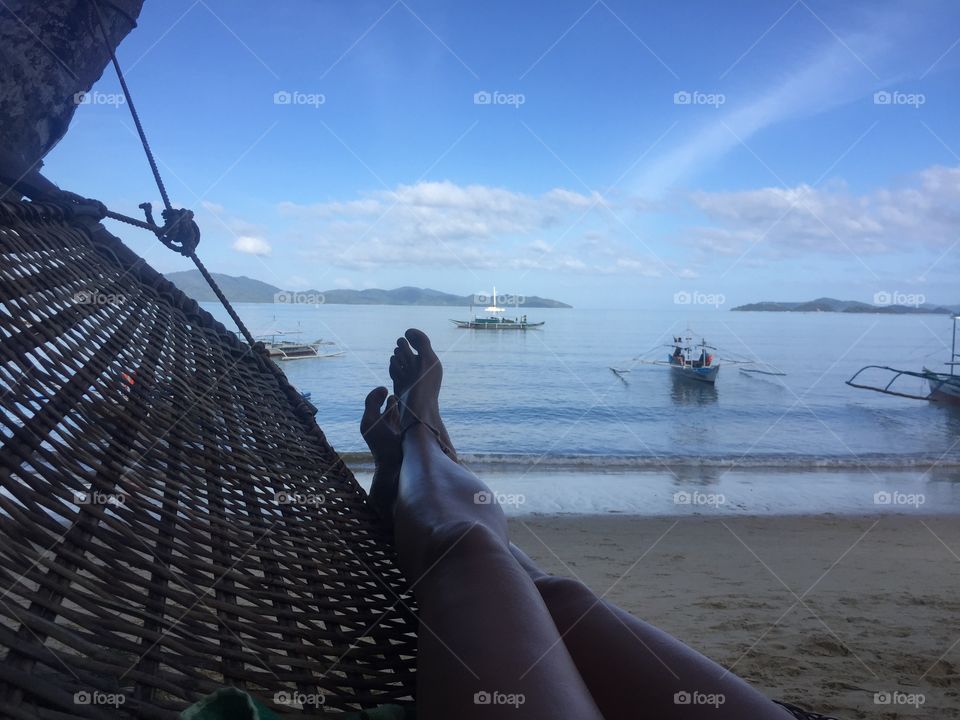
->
363;329;791;720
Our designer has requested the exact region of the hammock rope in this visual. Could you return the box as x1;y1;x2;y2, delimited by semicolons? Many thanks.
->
85;0;258;348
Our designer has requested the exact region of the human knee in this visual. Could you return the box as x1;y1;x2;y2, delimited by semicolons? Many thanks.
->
534;574;597;604
421;520;508;566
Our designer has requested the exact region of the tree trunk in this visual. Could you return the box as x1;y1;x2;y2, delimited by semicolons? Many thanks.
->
0;0;145;179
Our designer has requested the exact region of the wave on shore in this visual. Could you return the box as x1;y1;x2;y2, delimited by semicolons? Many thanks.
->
340;451;960;472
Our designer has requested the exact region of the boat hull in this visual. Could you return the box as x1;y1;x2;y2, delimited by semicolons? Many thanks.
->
923;368;960;404
670;363;720;384
451;320;545;330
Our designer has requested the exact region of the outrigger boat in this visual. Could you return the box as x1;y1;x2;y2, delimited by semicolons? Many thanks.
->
257;330;343;361
664;333;720;384
451;288;544;330
612;329;785;386
846;314;960;404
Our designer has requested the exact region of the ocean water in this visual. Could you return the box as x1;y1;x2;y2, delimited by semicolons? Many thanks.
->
205;303;960;470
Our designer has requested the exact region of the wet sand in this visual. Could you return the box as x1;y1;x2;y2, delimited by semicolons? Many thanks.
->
508;513;960;719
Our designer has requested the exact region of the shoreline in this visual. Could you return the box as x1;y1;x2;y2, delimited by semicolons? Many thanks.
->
354;464;960;516
342;450;960;471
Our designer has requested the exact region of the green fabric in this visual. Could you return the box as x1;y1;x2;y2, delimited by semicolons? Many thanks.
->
179;687;414;720
179;688;280;720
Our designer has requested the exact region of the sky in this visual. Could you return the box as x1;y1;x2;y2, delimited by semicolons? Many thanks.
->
44;0;960;309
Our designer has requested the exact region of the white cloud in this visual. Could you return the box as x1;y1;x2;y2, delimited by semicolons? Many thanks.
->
632;6;918;195
688;165;960;261
232;235;272;256
279;181;664;274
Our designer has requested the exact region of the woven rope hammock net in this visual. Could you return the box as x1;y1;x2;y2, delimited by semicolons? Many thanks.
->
0;199;418;718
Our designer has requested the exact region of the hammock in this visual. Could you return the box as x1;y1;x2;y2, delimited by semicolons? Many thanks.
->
0;197;418;717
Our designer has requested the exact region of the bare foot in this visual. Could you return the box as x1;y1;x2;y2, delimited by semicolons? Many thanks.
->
360;386;402;521
390;328;457;460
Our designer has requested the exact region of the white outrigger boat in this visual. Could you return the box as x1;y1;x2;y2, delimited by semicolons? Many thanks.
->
257;330;343;361
846;314;960;404
451;288;544;330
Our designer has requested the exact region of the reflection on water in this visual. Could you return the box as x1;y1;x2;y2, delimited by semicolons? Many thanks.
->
670;372;718;405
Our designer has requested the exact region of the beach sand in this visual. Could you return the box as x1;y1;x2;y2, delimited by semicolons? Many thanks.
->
507;514;960;719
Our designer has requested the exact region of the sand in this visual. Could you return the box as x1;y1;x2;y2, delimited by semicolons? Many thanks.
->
507;513;960;719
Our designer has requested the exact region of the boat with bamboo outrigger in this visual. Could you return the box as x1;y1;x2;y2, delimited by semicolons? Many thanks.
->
610;328;786;386
846;314;960;404
254;327;344;361
451;288;544;330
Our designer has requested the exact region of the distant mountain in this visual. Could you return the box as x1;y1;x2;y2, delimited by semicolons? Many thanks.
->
732;297;957;314
163;271;572;308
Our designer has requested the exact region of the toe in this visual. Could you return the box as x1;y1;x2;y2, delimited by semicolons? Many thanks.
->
361;386;388;432
405;328;435;359
385;395;400;428
396;337;416;365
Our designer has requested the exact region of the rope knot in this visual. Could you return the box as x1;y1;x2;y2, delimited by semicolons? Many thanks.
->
160;207;200;256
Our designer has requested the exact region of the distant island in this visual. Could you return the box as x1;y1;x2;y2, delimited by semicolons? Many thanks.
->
164;270;572;308
732;297;958;314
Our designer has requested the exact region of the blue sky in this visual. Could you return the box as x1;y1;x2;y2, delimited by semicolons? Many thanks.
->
46;0;960;309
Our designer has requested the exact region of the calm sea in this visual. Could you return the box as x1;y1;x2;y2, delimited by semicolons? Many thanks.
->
204;303;960;471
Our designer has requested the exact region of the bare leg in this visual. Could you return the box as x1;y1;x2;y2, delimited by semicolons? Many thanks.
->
390;330;603;720
509;545;793;720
